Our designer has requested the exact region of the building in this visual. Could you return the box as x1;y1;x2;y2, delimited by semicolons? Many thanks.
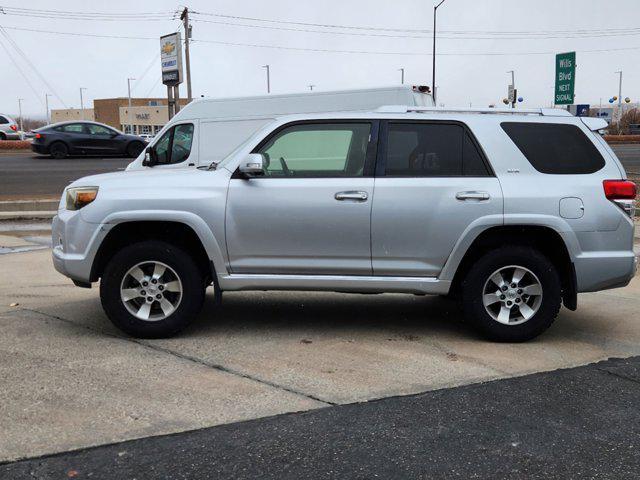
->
51;97;188;134
51;108;95;122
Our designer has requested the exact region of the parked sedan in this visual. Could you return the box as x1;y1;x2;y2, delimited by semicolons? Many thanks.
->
0;113;20;140
31;121;147;159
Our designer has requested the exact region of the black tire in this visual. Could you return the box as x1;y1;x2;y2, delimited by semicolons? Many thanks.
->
49;142;68;159
127;141;145;158
461;246;562;342
100;240;205;338
0;132;6;140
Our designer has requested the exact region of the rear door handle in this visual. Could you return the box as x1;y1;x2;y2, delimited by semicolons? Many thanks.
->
456;191;490;201
335;191;368;201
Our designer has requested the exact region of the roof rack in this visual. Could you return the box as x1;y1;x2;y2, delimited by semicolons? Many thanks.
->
375;105;573;117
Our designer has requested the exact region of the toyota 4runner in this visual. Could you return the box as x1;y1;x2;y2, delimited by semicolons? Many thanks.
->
52;106;637;342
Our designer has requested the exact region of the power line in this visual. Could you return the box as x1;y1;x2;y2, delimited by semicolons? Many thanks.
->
0;26;68;107
0;34;46;108
4;23;640;57
191;17;640;40
190;9;640;37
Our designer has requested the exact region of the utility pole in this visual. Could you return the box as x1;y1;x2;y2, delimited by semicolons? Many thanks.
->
615;70;623;122
507;70;515;108
180;7;193;102
45;93;51;124
308;84;315;91
262;65;270;93
432;0;447;105
79;87;87;120
398;68;405;85
127;77;135;134
17;98;24;138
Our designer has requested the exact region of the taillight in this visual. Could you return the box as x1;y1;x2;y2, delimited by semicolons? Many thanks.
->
10;125;17;131
35;133;42;139
603;179;637;217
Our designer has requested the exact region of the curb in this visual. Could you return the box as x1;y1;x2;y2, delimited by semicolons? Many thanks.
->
0;199;58;212
0;211;56;220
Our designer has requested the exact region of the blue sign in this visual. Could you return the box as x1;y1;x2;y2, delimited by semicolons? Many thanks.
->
575;104;590;117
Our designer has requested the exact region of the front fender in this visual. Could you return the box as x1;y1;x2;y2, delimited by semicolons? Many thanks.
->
99;210;227;274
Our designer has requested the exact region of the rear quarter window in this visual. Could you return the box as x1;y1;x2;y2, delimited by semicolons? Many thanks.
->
501;122;605;174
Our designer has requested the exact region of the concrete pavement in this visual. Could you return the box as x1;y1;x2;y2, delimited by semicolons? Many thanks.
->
4;356;640;479
1;244;640;463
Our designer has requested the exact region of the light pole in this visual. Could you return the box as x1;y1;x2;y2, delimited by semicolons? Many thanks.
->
398;68;405;85
432;0;447;105
507;70;515;108
17;98;24;139
262;65;270;94
615;70;623;122
127;77;135;134
79;87;87;120
45;93;52;124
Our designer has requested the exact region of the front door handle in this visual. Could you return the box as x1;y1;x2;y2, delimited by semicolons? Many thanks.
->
456;191;490;201
335;191;368;201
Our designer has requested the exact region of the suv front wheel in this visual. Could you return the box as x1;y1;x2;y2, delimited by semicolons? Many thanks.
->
461;246;562;342
100;240;205;338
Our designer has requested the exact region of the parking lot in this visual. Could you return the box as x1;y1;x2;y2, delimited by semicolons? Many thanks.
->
1;147;640;476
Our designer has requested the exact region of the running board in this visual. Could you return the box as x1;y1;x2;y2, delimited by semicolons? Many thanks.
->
217;273;451;295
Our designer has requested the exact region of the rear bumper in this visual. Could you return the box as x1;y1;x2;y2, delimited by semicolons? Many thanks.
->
2;132;21;140
31;143;48;154
575;251;637;292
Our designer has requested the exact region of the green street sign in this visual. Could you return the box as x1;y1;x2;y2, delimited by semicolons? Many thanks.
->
554;51;576;105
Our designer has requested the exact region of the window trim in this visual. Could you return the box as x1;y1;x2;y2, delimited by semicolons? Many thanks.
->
238;119;379;179
375;120;495;178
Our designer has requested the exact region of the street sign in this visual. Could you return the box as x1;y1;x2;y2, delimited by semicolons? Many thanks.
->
575;104;590;117
160;32;183;86
554;51;575;105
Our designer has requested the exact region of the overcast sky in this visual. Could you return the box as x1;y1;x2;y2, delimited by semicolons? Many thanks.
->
1;0;639;117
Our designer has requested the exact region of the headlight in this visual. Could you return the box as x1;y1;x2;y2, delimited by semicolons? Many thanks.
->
66;187;99;210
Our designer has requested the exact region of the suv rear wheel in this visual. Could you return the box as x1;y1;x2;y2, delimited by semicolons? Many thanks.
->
461;246;561;342
100;240;205;338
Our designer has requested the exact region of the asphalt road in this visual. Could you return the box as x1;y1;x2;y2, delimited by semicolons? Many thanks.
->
0;144;639;200
0;152;131;200
2;356;640;479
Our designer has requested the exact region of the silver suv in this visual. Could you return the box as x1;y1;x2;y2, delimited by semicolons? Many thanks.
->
52;107;637;342
0;114;20;140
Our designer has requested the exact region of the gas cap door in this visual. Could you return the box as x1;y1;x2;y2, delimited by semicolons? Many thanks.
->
559;197;584;219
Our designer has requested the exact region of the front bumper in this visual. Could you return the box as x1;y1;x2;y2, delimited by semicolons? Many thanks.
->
51;211;109;283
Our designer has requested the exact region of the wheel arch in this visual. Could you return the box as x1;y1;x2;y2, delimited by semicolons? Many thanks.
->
445;224;576;310
90;219;221;283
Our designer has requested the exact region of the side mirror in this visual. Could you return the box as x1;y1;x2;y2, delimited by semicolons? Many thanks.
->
142;146;157;167
239;153;266;177
110;132;119;138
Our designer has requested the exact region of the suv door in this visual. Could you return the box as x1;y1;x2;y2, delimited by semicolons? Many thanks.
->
371;120;503;276
226;121;377;275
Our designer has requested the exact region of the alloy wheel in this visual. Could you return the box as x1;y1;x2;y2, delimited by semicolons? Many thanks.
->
482;265;543;326
120;261;182;321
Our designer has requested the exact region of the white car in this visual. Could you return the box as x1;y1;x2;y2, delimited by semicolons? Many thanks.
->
0;114;20;140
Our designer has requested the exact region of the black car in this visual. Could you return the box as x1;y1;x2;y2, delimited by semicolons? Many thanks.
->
31;121;147;159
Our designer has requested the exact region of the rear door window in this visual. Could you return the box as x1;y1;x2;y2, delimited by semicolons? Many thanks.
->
501;122;605;174
61;124;86;134
384;122;490;177
0;116;8;124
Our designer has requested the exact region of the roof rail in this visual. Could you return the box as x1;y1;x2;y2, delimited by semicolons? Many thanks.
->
375;105;573;117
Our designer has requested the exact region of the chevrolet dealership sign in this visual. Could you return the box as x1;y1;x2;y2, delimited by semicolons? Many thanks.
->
160;32;183;86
